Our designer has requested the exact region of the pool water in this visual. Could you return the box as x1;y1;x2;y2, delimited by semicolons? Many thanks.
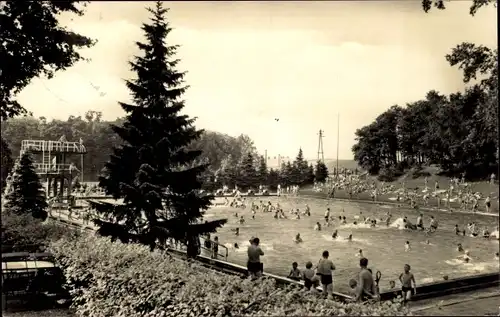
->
204;197;499;293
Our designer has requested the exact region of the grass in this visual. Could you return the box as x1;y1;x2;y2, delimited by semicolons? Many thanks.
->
303;171;499;213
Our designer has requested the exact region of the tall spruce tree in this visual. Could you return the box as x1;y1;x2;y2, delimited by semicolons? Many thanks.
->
96;2;226;256
5;152;48;220
237;153;258;190
292;148;308;185
305;163;315;185
314;160;329;183
257;155;268;186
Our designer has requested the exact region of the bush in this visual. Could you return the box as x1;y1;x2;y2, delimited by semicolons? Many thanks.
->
49;235;410;317
1;212;78;252
408;166;431;179
377;167;404;182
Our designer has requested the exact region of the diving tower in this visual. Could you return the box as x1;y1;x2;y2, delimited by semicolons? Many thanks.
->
20;138;87;202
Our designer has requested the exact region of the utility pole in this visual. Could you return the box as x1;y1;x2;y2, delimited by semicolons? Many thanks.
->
317;129;325;163
336;113;340;180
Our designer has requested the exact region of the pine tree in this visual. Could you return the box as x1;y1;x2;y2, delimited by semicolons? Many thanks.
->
257;155;268;186
292;148;308;185
237;153;258;190
280;162;293;186
305;163;315;185
314;160;329;183
5;152;48;220
96;2;226;256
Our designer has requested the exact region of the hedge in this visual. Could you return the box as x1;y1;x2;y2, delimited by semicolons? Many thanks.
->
49;235;410;316
1;212;78;252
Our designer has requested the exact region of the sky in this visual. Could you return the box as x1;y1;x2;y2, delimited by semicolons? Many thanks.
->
17;1;497;160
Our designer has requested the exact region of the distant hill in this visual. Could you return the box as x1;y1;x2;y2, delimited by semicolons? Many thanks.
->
309;159;361;172
266;157;361;171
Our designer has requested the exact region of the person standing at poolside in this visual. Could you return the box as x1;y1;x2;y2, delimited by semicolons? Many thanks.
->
316;250;336;299
247;237;264;280
353;257;378;302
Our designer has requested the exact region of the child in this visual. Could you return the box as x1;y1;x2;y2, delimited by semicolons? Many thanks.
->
294;233;303;243
404;241;411;252
317;251;336;299
302;261;317;290
314;222;322;231
212;236;219;259
287;262;301;281
355;249;364;257
331;230;338;239
399;264;416;303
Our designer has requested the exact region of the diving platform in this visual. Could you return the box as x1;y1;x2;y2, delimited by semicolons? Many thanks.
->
20;140;86;155
32;163;76;175
18;138;87;201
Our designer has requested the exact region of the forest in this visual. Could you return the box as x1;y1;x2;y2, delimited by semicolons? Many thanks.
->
1;113;329;191
352;43;498;180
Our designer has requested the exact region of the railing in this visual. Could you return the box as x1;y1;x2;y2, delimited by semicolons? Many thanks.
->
32;163;72;174
199;236;229;260
21;140;86;154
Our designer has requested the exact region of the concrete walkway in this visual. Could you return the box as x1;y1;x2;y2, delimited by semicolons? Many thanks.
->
411;287;500;316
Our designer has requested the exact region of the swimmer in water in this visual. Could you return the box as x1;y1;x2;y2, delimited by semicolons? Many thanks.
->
324;208;330;222
495;252;499;260
385;214;392;226
482;228;490;238
239;216;245;224
305;204;311;216
404;241;411;252
294;233;303;243
457;250;471;262
454;224;461;235
425;239;430;245
355;249;363;257
341;216;347;225
332;230;338;239
314;222;322;231
234;227;239;236
234;243;239;249
457;243;464;253
416;214;424;230
429;216;438;232
346;234;353;241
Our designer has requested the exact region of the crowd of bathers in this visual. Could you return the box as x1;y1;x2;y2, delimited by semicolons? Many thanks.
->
205;196;499;303
312;173;497;213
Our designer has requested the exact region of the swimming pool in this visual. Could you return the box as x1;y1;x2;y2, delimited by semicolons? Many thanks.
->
204;196;500;293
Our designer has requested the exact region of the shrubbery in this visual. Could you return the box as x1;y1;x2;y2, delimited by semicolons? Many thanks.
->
49;235;410;317
376;167;404;182
1;212;77;252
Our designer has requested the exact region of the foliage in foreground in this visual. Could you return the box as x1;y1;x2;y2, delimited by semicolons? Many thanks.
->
49;235;410;317
1;212;77;251
1;1;95;120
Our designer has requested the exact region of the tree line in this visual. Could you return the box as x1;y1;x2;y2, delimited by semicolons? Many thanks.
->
1;114;259;184
352;44;498;180
212;148;329;191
